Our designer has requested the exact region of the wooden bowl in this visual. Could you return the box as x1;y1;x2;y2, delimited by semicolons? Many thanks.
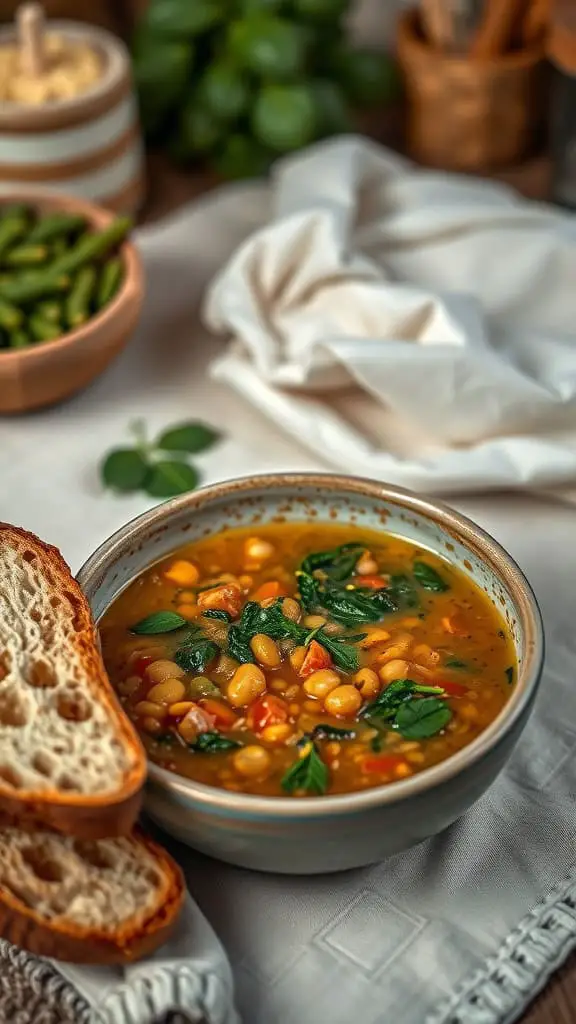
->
0;190;143;414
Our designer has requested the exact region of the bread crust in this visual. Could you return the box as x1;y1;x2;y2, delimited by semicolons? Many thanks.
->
0;523;147;839
0;829;185;964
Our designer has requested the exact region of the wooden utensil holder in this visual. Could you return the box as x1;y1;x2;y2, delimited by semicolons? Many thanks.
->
396;10;547;172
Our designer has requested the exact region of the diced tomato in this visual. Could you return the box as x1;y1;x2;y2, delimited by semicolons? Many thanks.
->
133;655;153;677
246;694;289;732
356;575;388;590
198;583;243;618
439;680;467;697
362;754;404;774
299;639;333;678
199;698;238;728
251;580;289;603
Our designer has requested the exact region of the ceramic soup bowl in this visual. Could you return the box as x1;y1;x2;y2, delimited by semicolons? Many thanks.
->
78;474;544;875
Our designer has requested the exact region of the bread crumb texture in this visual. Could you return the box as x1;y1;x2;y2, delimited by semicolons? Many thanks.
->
0;830;160;930
0;544;134;795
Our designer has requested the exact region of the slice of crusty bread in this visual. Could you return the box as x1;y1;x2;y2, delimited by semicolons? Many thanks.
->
0;523;147;839
0;826;185;963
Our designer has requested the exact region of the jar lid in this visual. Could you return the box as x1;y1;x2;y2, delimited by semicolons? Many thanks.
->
548;0;576;73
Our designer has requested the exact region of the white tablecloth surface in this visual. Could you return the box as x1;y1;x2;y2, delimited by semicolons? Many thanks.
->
1;195;575;1024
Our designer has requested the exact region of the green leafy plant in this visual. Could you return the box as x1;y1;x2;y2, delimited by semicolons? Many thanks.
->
132;0;401;179
100;419;221;501
362;678;452;740
189;731;241;753
130;610;188;634
395;698;452;739
310;724;355;741
412;560;449;593
281;737;329;795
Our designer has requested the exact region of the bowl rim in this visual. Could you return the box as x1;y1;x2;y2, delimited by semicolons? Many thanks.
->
78;472;545;818
0;189;141;364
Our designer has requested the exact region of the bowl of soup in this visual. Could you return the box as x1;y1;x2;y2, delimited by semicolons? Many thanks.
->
78;474;544;874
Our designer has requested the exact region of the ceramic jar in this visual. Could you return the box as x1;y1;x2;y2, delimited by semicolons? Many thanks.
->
0;20;145;214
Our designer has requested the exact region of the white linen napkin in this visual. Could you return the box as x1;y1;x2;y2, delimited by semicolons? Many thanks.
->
204;135;576;500
0;894;240;1024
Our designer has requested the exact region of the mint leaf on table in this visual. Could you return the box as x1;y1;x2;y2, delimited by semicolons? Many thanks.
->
144;460;200;498
101;448;149;492
130;610;188;634
157;421;221;454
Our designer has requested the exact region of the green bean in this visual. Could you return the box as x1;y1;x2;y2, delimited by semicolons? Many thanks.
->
50;217;132;277
51;237;67;257
0;298;23;330
29;312;61;342
97;257;123;309
26;212;86;244
0;217;27;257
9;328;29;349
4;244;48;267
0;204;31;221
66;266;97;328
0;272;70;303
36;300;62;324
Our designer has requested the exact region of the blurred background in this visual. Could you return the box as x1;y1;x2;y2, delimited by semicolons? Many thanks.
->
0;0;568;221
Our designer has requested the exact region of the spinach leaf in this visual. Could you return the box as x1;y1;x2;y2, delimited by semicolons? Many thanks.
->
362;679;444;721
227;624;255;664
413;560;449;593
320;585;388;625
310;724;355;742
296;570;321;612
395;697;452;738
281;739;329;795
130;610;188;634
317;629;364;673
189;731;241;753
445;658;468;670
301;543;364;581
370;734;383;753
387;574;419;610
174;629;219;673
202;609;232;622
505;666;514;685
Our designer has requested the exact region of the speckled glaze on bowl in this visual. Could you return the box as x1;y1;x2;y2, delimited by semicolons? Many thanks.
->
78;475;544;875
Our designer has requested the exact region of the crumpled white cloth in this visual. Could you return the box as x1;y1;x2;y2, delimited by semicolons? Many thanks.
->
204;135;576;500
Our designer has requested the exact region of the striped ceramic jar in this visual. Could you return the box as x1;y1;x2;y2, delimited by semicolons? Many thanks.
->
0;21;145;214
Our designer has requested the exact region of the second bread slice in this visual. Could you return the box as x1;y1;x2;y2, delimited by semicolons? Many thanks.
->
0;523;147;838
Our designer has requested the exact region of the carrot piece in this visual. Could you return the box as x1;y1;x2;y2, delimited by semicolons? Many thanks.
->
362;754;405;774
246;694;289;732
299;639;332;678
251;580;289;602
356;575;388;590
199;698;238;728
198;583;243;617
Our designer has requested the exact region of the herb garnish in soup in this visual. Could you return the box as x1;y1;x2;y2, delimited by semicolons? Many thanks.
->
100;523;516;797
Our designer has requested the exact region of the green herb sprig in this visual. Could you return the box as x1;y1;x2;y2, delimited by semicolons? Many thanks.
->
101;419;221;500
281;737;329;796
362;678;452;739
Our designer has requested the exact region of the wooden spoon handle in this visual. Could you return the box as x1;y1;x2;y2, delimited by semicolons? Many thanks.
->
17;2;46;78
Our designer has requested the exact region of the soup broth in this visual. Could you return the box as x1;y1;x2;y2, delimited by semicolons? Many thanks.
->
100;522;516;798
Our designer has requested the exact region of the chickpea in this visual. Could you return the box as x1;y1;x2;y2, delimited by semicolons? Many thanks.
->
232;745;271;778
250;633;281;668
164;560;199;587
244;537;274;564
134;700;167;720
324;685;362;718
289;646;307;672
413;643;440;667
145;660;185;684
356;551;378;575
212;654;239;682
303;669;341;700
378;633;413;662
360;628;391;649
378;659;410;684
261;723;293;744
227;664;266;707
282;598;301;622
177;603;198;619
168;701;196;717
353;667;380;699
117;675;141;697
147;679;186;704
303;614;327;629
142;717;164;735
